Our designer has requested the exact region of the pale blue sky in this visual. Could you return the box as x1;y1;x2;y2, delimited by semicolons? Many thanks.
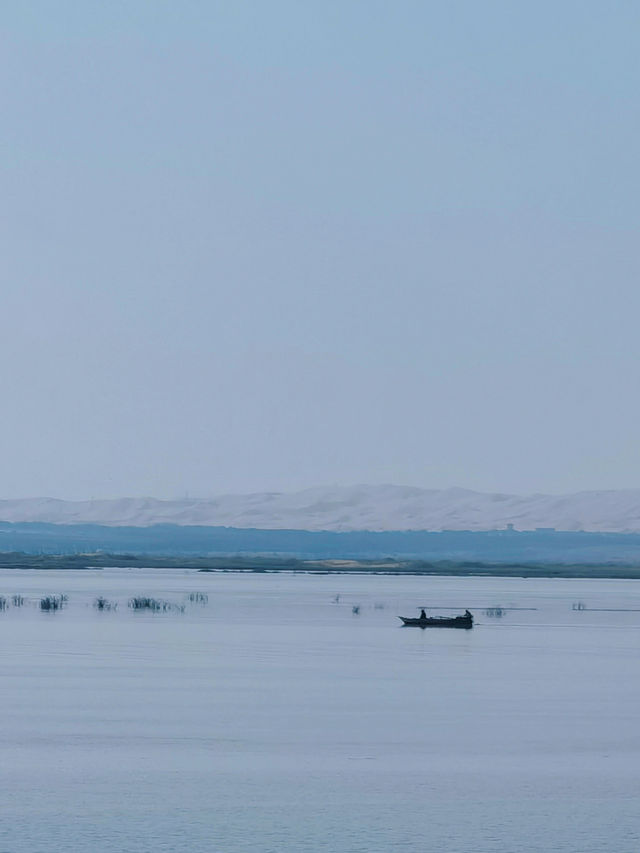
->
1;1;639;499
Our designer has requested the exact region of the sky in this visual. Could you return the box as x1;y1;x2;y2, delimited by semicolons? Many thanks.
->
1;1;639;500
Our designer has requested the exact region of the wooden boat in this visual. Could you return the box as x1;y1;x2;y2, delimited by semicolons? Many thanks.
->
399;610;473;629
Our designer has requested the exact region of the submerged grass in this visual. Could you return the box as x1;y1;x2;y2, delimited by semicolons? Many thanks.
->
2;592;194;615
93;596;118;611
186;592;208;604
128;596;185;613
40;594;68;612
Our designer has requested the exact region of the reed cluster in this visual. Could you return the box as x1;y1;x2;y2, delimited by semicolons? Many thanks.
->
128;597;185;613
187;592;208;604
40;595;68;611
93;596;118;611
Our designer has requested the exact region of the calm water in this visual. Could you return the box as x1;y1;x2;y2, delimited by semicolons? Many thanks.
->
1;569;639;853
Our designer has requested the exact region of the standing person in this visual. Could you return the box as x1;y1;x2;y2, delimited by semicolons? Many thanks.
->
420;609;427;619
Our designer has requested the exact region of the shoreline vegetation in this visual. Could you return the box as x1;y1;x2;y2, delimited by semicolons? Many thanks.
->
1;552;640;579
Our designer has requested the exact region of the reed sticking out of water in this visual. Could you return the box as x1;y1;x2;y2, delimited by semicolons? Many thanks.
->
93;596;118;611
128;597;185;613
0;596;7;611
11;595;25;607
40;595;67;612
186;592;208;604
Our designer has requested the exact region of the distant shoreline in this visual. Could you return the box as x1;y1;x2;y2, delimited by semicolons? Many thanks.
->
2;552;640;579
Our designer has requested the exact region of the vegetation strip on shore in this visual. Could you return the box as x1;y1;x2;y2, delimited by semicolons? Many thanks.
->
1;552;640;579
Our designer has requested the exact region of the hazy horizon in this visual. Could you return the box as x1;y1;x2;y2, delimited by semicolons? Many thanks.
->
3;2;639;500
6;482;640;503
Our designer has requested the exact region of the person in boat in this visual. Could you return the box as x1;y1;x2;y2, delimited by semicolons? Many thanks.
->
420;609;427;620
464;610;472;618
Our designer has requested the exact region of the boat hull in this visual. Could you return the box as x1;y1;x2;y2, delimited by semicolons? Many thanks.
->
399;615;473;629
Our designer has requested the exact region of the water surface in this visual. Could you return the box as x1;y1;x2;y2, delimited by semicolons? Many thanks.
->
1;570;639;852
